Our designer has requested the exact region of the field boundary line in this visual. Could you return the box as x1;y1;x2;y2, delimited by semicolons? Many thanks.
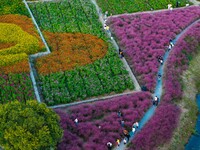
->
49;90;139;108
23;0;51;103
91;0;141;91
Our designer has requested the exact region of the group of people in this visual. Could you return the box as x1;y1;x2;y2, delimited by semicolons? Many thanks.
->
158;39;175;66
168;39;174;51
107;111;139;148
103;11;110;34
103;11;125;59
167;4;173;11
158;55;164;65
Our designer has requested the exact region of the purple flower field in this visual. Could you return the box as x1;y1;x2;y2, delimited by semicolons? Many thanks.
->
107;6;200;91
126;20;200;150
128;103;180;150
163;20;200;103
55;92;152;150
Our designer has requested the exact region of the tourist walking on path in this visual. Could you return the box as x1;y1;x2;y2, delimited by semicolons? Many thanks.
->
169;39;174;47
121;120;125;127
107;142;112;150
168;44;172;51
158;56;163;65
123;129;130;142
117;110;123;117
167;4;172;10
116;139;120;147
104;11;108;20
104;24;110;33
123;138;127;144
176;1;180;7
133;121;139;128
158;73;162;80
153;96;159;106
123;129;128;136
74;118;78;126
119;48;124;58
132;126;136;133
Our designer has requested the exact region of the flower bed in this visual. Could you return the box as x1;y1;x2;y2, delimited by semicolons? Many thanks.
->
0;4;45;103
107;6;200;91
0;72;35;103
127;20;200;150
128;103;180;150
0;15;44;66
29;1;102;35
0;14;45;50
29;1;134;105
0;55;35;103
163;20;200;102
55;92;152;150
36;32;108;74
96;0;188;15
0;23;39;59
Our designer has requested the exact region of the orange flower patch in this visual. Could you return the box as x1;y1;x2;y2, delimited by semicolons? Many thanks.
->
36;32;108;75
0;59;30;74
0;42;16;50
0;14;44;50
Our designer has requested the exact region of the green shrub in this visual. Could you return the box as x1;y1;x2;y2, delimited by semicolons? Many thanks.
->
0;100;63;150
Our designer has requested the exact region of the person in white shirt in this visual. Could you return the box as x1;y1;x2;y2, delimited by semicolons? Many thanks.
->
107;142;112;150
74;118;78;126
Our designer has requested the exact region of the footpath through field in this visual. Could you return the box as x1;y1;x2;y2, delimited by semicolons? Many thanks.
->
91;0;141;92
111;13;200;150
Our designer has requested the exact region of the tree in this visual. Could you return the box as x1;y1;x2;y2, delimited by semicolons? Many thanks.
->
0;100;63;150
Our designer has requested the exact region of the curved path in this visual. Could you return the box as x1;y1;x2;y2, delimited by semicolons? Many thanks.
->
91;0;141;91
189;0;200;6
114;16;200;150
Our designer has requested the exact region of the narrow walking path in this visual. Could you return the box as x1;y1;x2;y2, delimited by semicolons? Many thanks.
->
23;0;51;103
107;5;192;19
91;0;141;91
189;0;200;5
50;90;137;109
185;94;200;150
114;17;200;150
